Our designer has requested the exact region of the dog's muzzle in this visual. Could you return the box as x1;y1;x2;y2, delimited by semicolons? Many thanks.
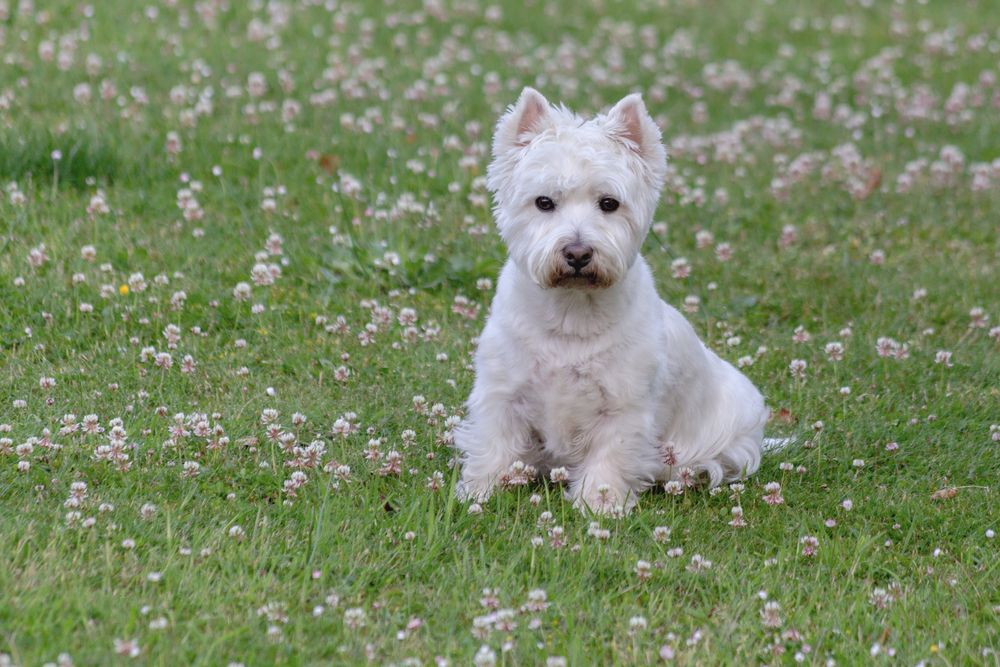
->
547;244;614;289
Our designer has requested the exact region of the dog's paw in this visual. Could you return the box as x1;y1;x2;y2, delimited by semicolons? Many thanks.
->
570;482;636;517
455;478;495;504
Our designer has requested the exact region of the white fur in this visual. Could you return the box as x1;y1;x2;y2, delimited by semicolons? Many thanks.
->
455;88;770;514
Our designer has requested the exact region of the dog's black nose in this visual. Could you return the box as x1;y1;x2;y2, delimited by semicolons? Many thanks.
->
562;243;593;270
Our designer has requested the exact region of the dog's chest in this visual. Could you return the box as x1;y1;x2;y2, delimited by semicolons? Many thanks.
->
525;343;645;455
534;359;611;409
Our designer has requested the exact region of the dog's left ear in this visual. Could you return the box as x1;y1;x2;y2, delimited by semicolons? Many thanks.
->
605;94;667;171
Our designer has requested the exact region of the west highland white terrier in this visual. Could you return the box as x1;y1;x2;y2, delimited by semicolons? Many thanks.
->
455;88;770;514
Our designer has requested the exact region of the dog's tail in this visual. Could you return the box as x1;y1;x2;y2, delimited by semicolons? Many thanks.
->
762;437;795;453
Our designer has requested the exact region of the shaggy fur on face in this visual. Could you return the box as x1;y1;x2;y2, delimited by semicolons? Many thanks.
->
486;91;666;291
455;88;770;514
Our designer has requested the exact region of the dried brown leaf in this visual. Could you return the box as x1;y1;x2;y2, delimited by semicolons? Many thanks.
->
930;487;958;500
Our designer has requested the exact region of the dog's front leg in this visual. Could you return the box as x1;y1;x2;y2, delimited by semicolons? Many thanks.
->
567;413;660;515
454;393;535;503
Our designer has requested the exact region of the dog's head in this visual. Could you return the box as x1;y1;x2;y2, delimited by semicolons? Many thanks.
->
486;88;667;289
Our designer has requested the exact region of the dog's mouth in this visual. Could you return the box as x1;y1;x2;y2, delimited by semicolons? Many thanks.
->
548;269;613;289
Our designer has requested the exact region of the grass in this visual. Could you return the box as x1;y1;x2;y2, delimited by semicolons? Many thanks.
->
0;129;125;190
0;0;998;664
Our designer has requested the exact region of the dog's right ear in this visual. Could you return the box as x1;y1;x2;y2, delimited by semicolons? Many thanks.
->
492;87;552;155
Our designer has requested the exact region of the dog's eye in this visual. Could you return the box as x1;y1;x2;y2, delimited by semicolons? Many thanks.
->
535;196;556;212
598;197;620;213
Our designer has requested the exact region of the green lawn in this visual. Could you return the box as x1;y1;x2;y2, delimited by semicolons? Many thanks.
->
0;1;997;664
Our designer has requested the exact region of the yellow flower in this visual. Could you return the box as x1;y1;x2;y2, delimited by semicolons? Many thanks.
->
119;284;129;295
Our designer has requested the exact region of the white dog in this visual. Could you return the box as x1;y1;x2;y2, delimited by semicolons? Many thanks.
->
455;88;770;514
